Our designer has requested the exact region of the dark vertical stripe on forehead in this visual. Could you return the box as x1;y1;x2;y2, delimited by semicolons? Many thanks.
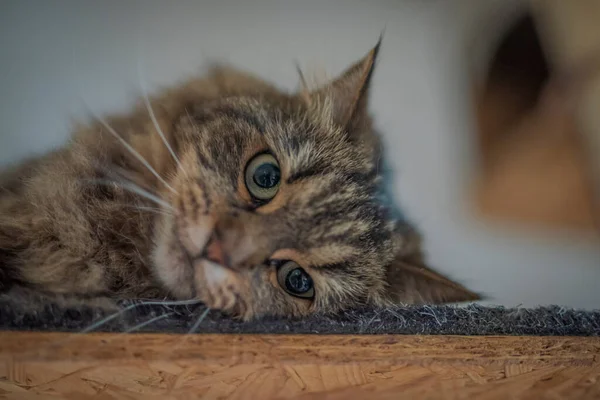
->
214;105;265;134
186;105;265;134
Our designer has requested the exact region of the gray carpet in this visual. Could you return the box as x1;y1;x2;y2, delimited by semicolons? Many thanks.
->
1;295;599;336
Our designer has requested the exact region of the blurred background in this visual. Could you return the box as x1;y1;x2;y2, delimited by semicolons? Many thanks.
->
1;0;598;309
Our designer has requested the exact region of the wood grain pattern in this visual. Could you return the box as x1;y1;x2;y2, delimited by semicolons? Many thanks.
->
0;333;599;399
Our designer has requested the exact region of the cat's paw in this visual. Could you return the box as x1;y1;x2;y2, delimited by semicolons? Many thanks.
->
195;260;248;319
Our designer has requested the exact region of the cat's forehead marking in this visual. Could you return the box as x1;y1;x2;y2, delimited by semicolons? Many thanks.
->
188;100;267;134
214;104;266;134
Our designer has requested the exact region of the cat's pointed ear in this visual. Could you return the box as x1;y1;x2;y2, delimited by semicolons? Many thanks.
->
385;250;481;305
311;38;381;136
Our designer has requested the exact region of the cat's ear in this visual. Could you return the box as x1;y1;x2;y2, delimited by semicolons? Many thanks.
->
310;38;381;137
384;244;481;304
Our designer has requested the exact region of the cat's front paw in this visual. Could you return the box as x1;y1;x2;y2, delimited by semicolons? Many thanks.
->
195;260;249;319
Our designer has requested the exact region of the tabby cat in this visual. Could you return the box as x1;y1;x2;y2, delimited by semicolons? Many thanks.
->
0;42;479;320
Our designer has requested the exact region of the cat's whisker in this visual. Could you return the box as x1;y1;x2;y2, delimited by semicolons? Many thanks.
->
137;60;189;178
122;311;174;334
172;306;211;351
83;178;175;211
295;60;311;105
97;164;174;210
82;103;178;195
187;307;211;335
15;299;204;361
102;164;157;193
27;311;173;361
77;298;202;335
122;204;174;217
78;304;138;335
133;206;173;216
84;163;173;211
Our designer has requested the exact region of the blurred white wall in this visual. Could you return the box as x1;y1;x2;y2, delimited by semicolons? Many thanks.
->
1;0;598;309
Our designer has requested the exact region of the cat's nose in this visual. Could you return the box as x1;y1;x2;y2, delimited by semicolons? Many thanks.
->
206;215;266;269
204;233;231;268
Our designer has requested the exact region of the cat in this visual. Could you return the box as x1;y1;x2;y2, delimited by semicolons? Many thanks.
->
0;41;479;320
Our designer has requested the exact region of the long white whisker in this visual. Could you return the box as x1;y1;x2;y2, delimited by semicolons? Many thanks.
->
129;205;173;216
84;178;175;211
123;312;174;334
78;305;137;334
78;299;202;335
135;299;204;306
21;299;203;360
187;307;211;335
71;41;176;195
172;307;211;351
138;60;188;177
82;102;178;195
116;202;174;216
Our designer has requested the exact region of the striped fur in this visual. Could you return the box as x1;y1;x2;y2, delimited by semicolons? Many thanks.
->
0;44;479;320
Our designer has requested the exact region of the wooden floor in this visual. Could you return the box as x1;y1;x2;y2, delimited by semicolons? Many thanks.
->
0;333;599;399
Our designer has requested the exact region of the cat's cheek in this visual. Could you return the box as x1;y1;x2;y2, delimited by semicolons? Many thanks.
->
151;217;195;299
152;241;194;299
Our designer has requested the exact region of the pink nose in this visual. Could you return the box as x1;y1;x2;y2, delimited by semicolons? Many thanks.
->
205;233;230;268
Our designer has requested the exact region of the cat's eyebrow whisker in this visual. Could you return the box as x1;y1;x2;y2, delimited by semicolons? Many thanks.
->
137;60;189;178
83;178;175;211
295;60;311;105
83;103;178;195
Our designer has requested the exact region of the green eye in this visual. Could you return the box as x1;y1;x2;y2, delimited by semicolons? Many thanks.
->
276;261;315;299
245;153;280;201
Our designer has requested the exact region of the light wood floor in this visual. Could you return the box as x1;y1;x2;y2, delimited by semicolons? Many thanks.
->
1;333;599;399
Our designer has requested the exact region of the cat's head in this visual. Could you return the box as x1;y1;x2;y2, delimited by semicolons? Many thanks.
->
152;42;479;319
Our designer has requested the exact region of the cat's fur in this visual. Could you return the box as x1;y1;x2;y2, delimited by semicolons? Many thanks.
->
0;43;479;320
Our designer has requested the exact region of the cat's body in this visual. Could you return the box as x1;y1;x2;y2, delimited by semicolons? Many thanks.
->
0;45;479;320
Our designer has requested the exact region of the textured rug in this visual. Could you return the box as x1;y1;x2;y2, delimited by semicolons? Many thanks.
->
1;295;599;336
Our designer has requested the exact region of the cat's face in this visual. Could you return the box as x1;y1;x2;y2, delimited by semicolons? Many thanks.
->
152;44;479;319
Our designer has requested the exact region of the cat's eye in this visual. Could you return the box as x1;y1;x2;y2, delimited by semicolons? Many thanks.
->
276;261;315;299
244;153;281;201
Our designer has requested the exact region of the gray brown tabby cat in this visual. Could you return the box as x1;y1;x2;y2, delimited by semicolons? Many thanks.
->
0;42;479;320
